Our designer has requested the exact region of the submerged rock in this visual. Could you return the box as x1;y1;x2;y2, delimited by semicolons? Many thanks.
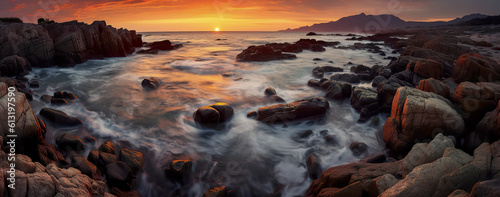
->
330;73;360;83
236;45;297;62
141;77;160;90
194;102;234;125
39;108;83;127
257;97;329;124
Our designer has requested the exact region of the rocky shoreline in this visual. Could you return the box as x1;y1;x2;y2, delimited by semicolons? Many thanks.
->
2;18;500;197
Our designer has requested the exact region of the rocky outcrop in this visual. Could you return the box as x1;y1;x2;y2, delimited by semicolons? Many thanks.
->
452;52;500;83
0;23;55;67
383;87;464;154
236;45;297;62
0;55;31;76
257;97;329;124
0;20;142;68
453;82;500;129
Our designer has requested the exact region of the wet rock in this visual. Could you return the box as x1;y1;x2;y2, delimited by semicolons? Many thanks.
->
417;78;451;98
330;73;360;83
306;154;321;179
119;148;145;172
452;52;500;83
299;130;313;138
236;45;296;62
264;87;277;96
307;32;318;36
106;161;133;190
37;142;68;166
349;142;368;156
268;95;285;103
165;159;192;182
71;156;100;179
40;108;83;127
141;77;160;90
99;140;115;154
350;64;370;74
194;102;234;125
203;186;228;197
88;150;100;165
53;91;78;100
257;97;329;124
307;79;320;87
247;111;257;119
383;87;464;155
146;40;176;50
28;81;39;88
368;174;399;197
321;80;352;100
137;48;159;54
56;133;85;152
351;87;379;122
372;75;386;88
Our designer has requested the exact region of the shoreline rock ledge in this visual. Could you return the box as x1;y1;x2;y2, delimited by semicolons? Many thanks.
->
0;20;143;68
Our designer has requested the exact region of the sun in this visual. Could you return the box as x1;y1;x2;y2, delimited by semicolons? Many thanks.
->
215;27;220;32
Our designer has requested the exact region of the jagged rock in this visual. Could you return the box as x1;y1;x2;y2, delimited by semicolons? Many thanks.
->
0;55;31;76
257;97;329;124
383;87;464;155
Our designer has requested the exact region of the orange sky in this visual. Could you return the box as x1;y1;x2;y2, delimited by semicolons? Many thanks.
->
1;0;499;31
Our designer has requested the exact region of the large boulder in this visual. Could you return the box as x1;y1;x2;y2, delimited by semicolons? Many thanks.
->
0;23;55;67
383;87;464;154
469;178;500;197
56;133;85;152
476;100;500;141
320;80;352;100
119;148;145;172
39;108;83;127
0;82;43;154
26;172;56;197
0;55;31;76
453;82;500;129
106;161;133;190
410;58;444;79
452;52;500;83
193;102;234;125
257;97;329;124
236;45;296;62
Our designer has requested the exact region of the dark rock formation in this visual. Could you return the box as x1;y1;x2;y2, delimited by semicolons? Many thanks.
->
257;97;329;124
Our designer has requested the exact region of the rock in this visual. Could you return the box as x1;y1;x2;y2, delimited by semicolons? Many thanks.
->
299;130;313;138
119;148;145;172
88;150;100;165
194;102;234;125
141;77;160;90
45;163;106;197
308;79;320;87
0;82;43;154
317;181;362;197
0;23;55;67
417;78;451;98
372;76;386;87
0;55;31;77
349;142;368;156
264;87;277;96
306;32;318;36
14;154;36;173
491;140;500;179
27;172;56;197
410;58;445;79
137;48;159;54
447;190;469;197
7;171;28;197
165;159;192;182
364;154;386;163
402;134;456;175
452;52;500;83
306;163;360;196
98;152;118;172
99;141;115;154
236;45;296;62
453;82;500;129
71;156;100;179
383;87;464;155
256;97;329;124
111;188;141;197
53;91;78;100
39;108;83;127
269;95;286;103
350;64;370;74
56;133;85;152
368;174;399;197
247;111;257;119
306;154;321;179
321;80;352;100
203;186;228;197
330;73;360;83
476;100;500;141
380;157;463;197
147;40;173;50
29;80;39;88
351;87;379;122
106;161;133;190
36;142;68;166
469;179;500;197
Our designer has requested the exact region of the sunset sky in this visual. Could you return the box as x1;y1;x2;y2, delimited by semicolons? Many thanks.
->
1;0;499;31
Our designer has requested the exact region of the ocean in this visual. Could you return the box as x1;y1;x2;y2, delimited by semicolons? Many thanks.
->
26;31;394;196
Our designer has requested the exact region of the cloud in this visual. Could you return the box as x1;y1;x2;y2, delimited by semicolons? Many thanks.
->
8;3;25;11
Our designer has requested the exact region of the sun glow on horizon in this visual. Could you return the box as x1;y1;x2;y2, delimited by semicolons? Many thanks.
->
215;27;220;32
